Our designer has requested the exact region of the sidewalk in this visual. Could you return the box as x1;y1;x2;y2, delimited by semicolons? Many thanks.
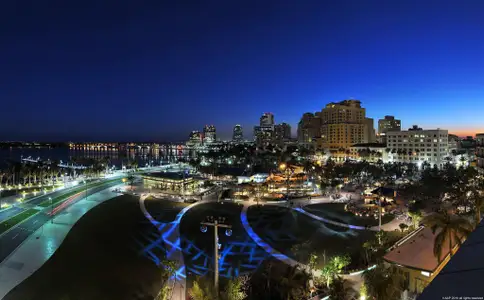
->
0;184;124;299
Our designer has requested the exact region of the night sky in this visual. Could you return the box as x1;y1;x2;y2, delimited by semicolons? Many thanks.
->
1;0;483;142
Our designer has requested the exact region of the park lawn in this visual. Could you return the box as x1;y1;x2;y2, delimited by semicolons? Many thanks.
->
304;203;394;227
247;205;376;271
0;209;39;235
38;178;121;207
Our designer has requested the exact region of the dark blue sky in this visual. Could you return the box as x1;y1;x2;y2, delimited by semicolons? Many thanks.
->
1;0;483;142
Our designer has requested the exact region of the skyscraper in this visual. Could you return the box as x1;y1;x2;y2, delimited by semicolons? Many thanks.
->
254;112;275;146
378;116;401;144
320;100;367;151
203;125;216;144
187;130;203;146
297;112;321;146
274;122;291;145
260;113;274;126
364;118;376;143
232;124;243;142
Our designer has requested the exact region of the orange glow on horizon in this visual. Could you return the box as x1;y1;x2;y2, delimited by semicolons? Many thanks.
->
449;130;484;137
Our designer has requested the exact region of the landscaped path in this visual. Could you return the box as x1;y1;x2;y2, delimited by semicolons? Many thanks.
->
138;189;220;300
241;198;378;297
0;184;125;300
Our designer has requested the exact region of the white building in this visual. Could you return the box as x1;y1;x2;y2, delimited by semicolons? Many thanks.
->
386;127;449;168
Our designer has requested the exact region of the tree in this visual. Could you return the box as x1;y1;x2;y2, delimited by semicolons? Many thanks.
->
470;188;484;225
407;211;422;229
321;254;351;288
399;223;409;233
156;259;178;300
222;276;248;300
328;276;353;300
188;277;216;300
423;211;473;263
363;264;404;300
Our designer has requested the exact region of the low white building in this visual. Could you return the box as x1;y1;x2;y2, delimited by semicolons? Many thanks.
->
386;126;449;168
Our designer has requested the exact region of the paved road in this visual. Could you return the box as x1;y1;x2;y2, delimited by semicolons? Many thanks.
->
0;207;25;223
0;179;123;264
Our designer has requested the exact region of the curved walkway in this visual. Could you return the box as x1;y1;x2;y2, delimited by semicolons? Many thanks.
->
139;194;208;300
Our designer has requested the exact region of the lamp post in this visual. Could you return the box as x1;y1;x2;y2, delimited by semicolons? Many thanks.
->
200;216;232;294
49;197;53;223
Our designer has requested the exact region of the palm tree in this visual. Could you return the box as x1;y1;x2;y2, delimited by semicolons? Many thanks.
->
470;189;484;225
363;264;404;300
328;276;353;300
423;211;473;263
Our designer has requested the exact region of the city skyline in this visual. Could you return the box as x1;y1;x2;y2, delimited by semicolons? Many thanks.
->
1;1;483;141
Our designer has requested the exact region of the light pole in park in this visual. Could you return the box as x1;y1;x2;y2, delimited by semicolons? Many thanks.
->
50;197;53;223
200;215;232;294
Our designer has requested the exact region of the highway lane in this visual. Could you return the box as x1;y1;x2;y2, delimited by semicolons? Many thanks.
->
0;180;124;264
0;212;50;263
0;207;25;223
0;178;123;223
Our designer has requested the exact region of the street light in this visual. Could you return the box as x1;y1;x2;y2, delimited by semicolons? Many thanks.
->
49;197;53;223
200;215;232;294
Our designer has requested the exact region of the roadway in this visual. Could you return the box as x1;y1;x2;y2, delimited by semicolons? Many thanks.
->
0;179;124;264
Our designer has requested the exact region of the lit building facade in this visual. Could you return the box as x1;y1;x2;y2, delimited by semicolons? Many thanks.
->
297;112;321;147
187;131;203;146
203;125;217;144
142;172;199;194
232;124;243;142
254;125;274;147
476;133;484;172
378;115;401;144
386;126;449;168
319;100;368;151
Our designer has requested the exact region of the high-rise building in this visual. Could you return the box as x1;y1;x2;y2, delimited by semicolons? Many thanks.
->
297;112;321;146
203;125;216;144
260;113;274;126
378;116;401;144
254;113;275;146
386;127;449;168
187;130;203;146
364;118;376;143
319;100;367;150
254;125;274;146
232;124;243;142
476;133;484;172
274;122;291;145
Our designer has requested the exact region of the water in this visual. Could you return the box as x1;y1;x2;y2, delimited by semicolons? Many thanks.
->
0;146;197;169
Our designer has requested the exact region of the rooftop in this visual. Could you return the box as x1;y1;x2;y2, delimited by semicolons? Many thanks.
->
418;221;484;299
143;172;193;180
384;227;454;272
371;187;396;198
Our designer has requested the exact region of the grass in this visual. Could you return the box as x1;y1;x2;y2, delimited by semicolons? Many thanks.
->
3;195;160;300
38;178;121;207
304;203;395;227
247;205;376;270
0;209;39;235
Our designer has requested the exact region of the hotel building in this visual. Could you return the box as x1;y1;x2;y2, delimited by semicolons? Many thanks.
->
386;126;449;168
